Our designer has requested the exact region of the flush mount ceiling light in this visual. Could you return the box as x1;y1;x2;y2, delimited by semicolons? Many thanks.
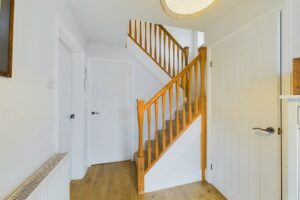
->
161;0;216;18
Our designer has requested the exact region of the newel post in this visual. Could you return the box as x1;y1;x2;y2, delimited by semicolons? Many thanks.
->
199;47;207;180
137;99;145;194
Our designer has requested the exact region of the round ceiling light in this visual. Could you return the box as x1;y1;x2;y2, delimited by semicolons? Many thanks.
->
161;0;216;18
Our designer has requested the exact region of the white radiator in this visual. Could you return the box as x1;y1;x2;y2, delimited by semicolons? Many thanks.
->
7;154;70;200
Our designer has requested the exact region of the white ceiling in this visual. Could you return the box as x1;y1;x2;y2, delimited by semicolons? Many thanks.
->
67;0;282;46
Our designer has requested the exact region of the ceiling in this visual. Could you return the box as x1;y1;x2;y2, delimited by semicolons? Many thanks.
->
67;0;282;46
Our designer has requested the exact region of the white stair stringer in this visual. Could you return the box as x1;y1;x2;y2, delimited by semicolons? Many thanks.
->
144;116;202;193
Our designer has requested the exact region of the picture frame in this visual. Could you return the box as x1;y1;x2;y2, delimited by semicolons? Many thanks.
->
0;0;14;78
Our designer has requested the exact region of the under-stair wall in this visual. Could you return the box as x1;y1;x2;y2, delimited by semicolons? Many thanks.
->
144;116;202;192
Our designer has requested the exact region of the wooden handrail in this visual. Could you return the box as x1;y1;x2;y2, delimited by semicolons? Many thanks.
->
128;20;190;78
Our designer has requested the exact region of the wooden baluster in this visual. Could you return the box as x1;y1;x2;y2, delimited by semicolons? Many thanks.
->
162;93;166;150
182;75;186;128
134;20;137;42
181;50;184;71
159;27;162;66
194;61;199;114
198;59;201;110
184;47;190;66
147;107;151;166
176;80;180;135
173;42;175;76
169;87;173;142
139;21;142;46
177;47;180;74
144;22;147;52
149;23;152;57
168;38;171;74
129;20;132;37
154;25;157;61
199;47;207;180
188;68;193;122
163;32;166;70
155;100;159;158
137;99;145;194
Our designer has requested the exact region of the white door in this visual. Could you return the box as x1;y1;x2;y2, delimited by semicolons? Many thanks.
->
210;12;280;200
58;40;73;157
88;60;131;165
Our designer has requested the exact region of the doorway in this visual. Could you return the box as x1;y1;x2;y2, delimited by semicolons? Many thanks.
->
56;22;86;180
209;11;281;199
88;60;132;165
58;39;74;173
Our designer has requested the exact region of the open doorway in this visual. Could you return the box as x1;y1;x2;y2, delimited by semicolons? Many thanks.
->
56;20;86;180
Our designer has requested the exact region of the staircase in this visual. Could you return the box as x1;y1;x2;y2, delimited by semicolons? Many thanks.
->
128;20;207;194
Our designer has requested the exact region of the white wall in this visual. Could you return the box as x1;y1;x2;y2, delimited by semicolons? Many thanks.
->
87;43;165;158
291;0;300;58
0;0;86;198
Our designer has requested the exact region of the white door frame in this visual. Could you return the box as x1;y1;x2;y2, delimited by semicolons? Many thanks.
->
54;17;87;180
86;58;133;166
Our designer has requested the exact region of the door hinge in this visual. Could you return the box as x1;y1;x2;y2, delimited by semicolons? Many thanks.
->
210;163;213;170
278;128;282;135
210;61;213;68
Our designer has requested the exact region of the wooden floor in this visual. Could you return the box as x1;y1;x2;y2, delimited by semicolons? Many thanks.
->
71;161;226;200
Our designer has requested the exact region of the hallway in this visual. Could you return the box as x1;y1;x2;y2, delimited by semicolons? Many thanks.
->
71;161;226;200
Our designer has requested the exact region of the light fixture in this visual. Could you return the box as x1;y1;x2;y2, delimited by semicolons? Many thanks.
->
161;0;216;19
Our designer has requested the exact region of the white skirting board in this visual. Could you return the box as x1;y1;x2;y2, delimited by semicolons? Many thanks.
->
145;116;202;193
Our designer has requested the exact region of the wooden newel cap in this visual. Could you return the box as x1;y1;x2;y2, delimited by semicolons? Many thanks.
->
137;99;145;104
198;47;207;57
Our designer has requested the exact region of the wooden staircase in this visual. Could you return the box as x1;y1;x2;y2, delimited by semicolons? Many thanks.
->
128;20;207;194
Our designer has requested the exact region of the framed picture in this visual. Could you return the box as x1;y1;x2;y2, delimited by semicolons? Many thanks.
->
0;0;14;78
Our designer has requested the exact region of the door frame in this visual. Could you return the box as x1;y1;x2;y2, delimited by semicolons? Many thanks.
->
86;58;133;166
54;17;87;180
206;6;283;198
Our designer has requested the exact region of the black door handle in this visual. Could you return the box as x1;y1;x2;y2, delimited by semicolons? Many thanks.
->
70;114;75;119
252;127;275;134
91;112;100;115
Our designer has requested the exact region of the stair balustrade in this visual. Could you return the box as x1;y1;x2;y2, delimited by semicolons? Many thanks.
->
128;20;189;78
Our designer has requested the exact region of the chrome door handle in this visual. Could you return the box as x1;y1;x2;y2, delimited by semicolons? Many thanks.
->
252;127;275;134
91;112;100;115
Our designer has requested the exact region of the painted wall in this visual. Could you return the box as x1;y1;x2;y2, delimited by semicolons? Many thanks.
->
0;0;86;198
291;0;300;58
86;43;165;159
